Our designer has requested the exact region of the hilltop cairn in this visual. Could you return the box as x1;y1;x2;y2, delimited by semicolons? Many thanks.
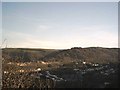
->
71;47;82;49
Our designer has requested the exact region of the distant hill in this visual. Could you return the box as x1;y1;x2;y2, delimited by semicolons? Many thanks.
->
42;47;118;64
2;47;119;64
2;48;58;62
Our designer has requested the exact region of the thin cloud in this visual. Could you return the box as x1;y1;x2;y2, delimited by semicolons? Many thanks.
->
36;25;52;31
2;3;118;49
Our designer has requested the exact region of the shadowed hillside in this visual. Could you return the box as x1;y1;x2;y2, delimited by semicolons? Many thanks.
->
2;47;119;88
2;47;119;64
43;47;118;64
2;48;58;62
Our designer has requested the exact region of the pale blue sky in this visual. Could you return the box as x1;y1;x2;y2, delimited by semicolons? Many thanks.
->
1;0;120;2
2;2;118;49
0;2;2;47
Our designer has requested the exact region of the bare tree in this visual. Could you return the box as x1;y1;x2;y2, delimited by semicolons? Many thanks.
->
0;39;7;48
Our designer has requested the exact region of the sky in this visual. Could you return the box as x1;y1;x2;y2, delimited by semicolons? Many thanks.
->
0;2;2;48
2;2;118;49
119;2;120;48
1;0;120;2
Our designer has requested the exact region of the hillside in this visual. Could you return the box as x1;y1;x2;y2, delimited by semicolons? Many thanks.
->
43;47;118;64
2;47;119;88
2;47;119;64
2;48;58;62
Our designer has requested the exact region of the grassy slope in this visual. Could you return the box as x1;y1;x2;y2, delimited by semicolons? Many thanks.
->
42;47;118;64
2;47;119;64
2;47;119;88
2;48;58;62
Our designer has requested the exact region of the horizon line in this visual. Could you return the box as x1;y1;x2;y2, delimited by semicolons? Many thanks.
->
1;46;119;50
